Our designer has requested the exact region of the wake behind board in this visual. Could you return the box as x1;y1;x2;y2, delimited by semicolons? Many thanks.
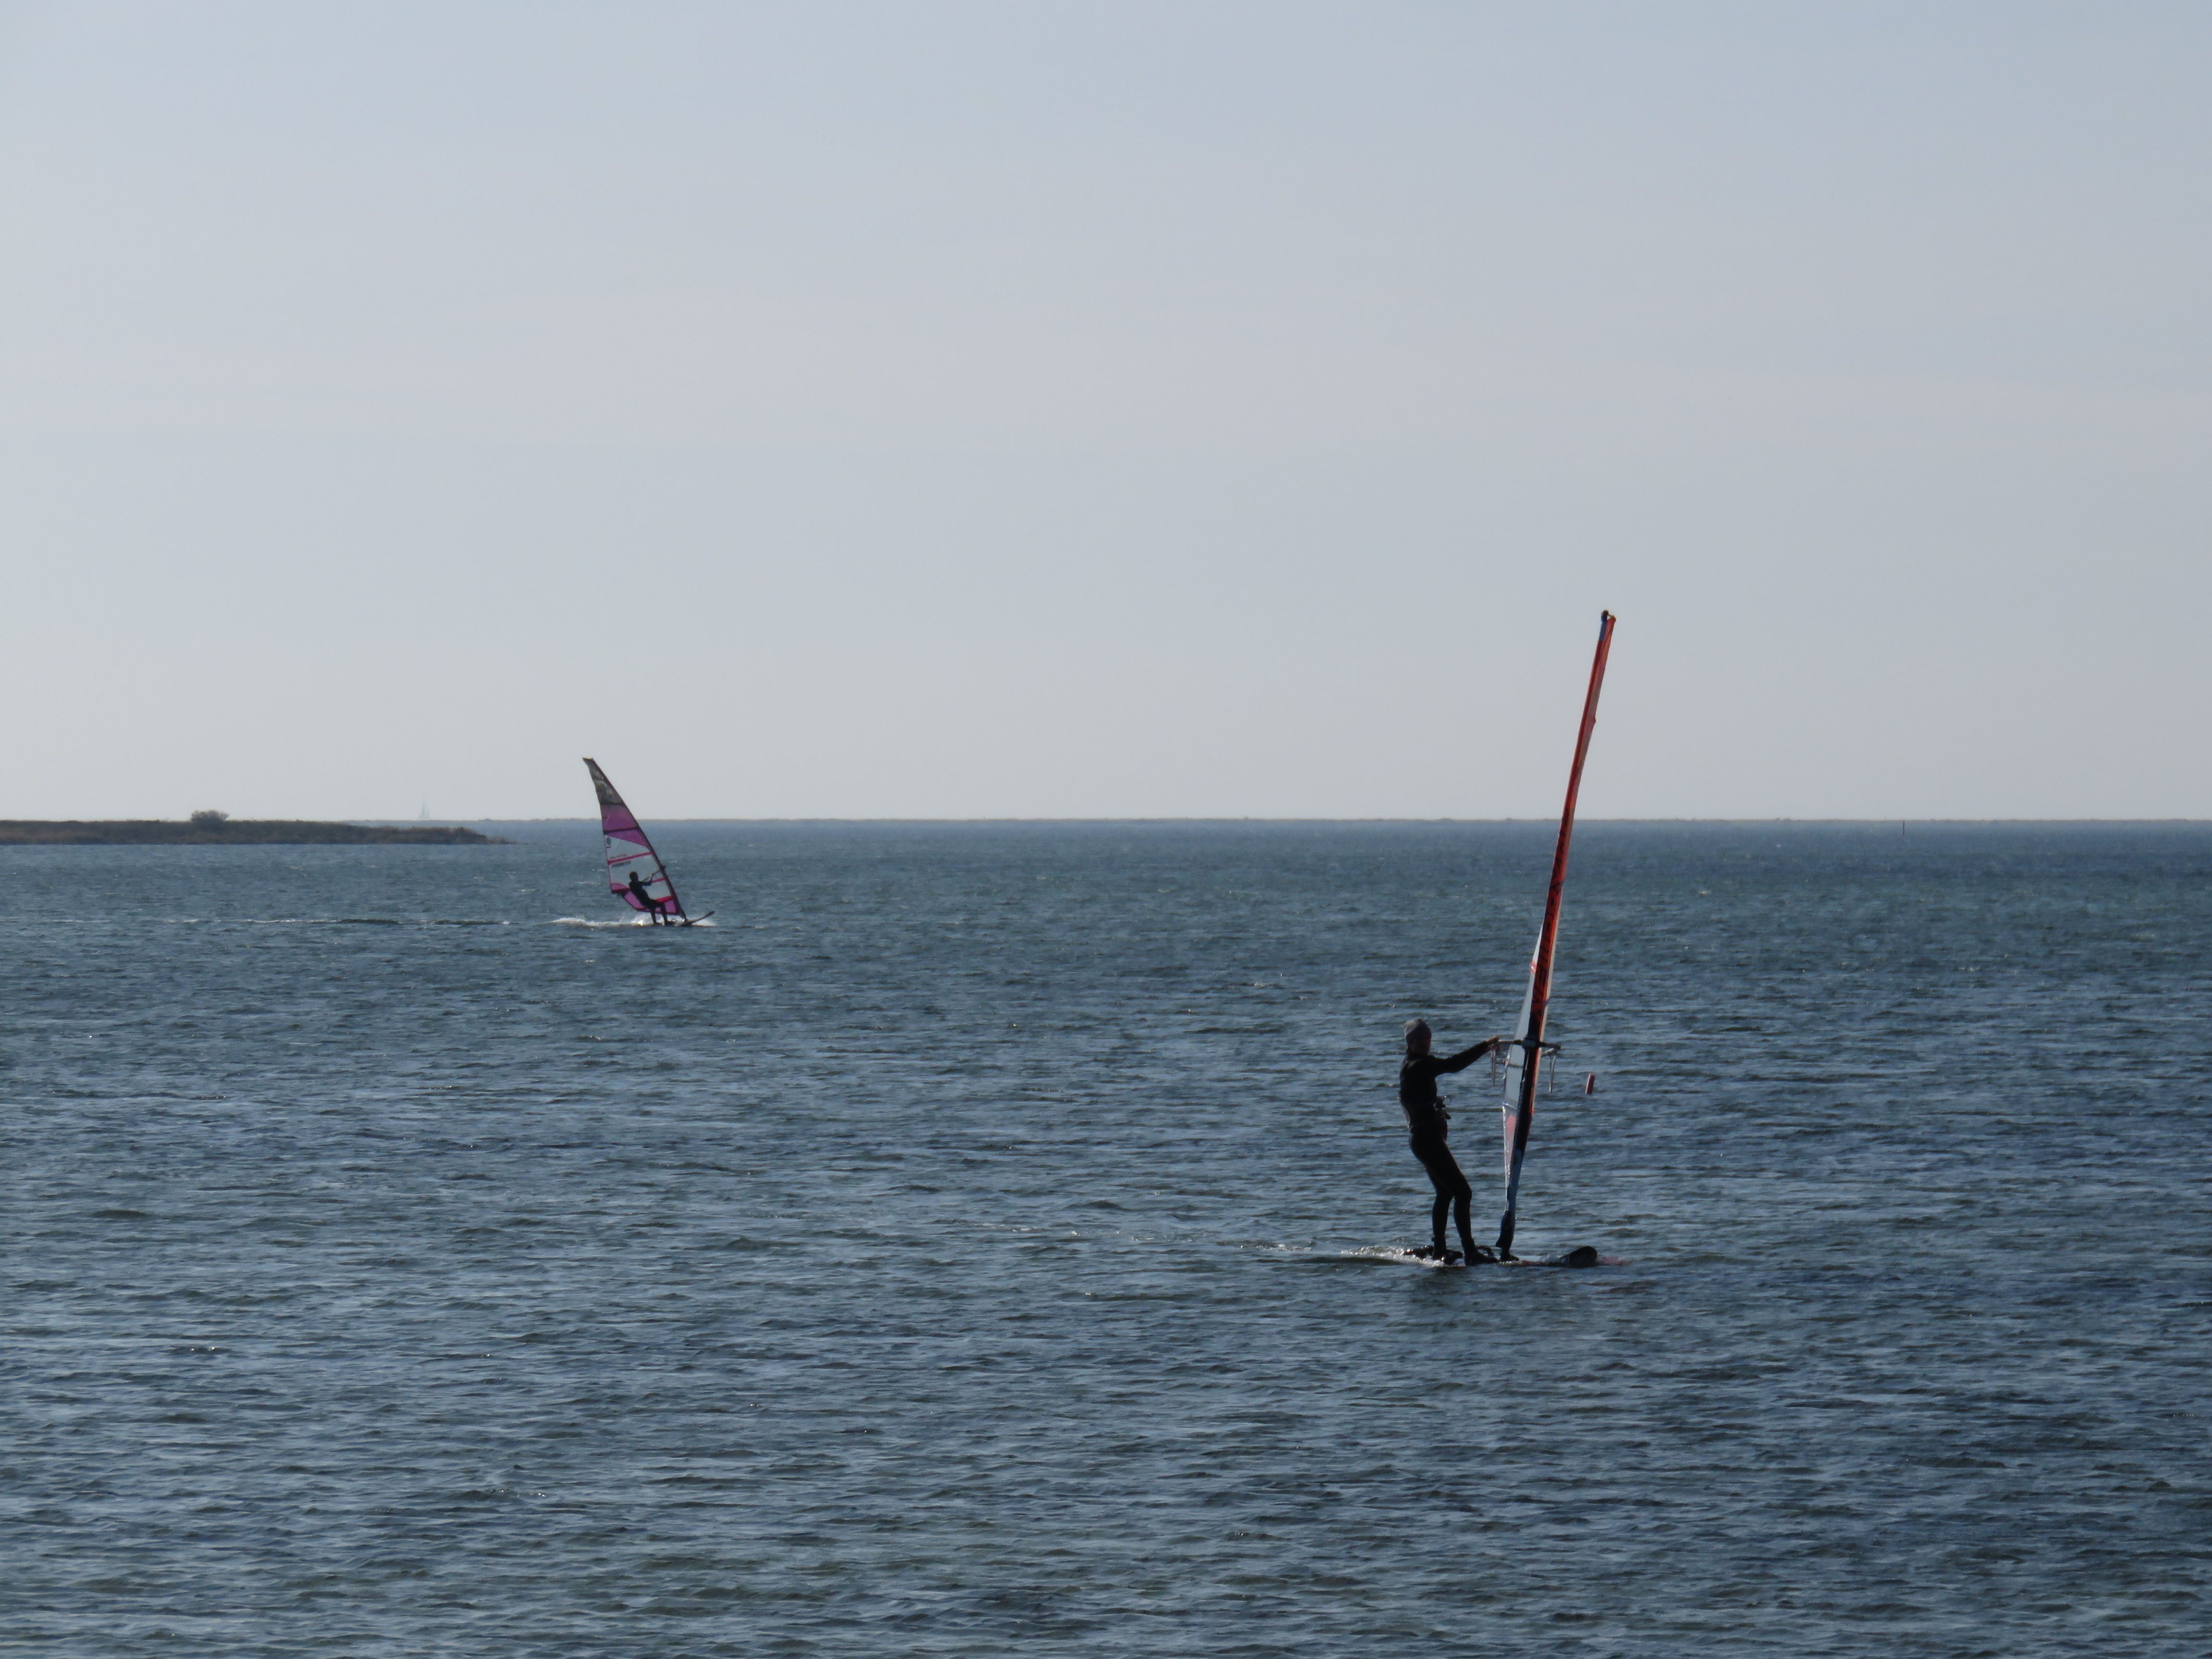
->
1374;1248;1475;1271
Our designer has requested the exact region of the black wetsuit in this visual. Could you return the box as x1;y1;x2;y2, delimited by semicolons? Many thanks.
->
626;874;662;920
1400;1042;1494;1255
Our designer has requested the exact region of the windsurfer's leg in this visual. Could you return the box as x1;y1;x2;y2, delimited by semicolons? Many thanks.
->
1413;1141;1459;1253
1431;1148;1474;1256
1451;1179;1477;1259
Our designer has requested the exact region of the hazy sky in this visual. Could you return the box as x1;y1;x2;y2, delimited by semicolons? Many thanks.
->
3;1;2205;818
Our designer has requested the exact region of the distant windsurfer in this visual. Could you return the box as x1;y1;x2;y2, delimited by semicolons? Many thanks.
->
625;868;668;922
1399;1020;1500;1264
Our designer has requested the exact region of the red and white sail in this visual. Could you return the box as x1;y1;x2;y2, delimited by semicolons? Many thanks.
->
584;758;687;923
1498;611;1615;1257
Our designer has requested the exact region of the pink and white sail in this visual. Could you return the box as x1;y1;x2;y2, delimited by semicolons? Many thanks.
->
584;758;687;923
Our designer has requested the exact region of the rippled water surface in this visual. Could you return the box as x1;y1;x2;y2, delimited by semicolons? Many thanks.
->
6;822;2208;1656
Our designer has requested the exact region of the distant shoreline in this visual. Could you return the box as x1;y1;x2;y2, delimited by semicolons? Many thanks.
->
0;819;503;845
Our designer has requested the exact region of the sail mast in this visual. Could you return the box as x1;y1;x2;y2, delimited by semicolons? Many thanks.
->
1497;610;1615;1257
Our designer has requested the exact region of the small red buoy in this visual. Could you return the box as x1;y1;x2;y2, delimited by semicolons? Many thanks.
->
1584;1073;1597;1095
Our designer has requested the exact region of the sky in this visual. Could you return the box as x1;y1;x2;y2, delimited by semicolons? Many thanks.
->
2;0;2206;819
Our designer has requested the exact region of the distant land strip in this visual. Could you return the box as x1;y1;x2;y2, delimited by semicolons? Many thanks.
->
0;818;503;845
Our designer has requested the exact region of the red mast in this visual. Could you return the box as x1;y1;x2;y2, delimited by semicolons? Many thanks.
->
1497;610;1615;1258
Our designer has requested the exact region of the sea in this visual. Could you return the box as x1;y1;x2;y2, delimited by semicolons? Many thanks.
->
5;821;2207;1657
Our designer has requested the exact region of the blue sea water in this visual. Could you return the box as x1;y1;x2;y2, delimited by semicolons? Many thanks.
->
4;821;2207;1657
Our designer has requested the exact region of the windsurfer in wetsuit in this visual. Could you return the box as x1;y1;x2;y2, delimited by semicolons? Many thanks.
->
1399;1019;1500;1264
625;869;666;922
